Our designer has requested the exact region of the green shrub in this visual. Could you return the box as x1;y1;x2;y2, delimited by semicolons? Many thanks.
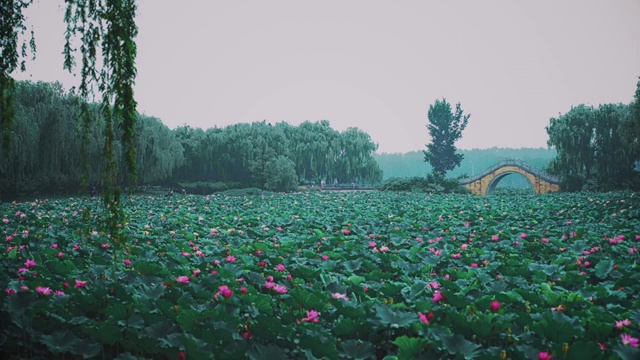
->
178;181;240;195
218;187;267;196
378;176;469;194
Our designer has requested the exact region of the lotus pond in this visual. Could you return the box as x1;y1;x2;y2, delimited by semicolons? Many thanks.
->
1;191;639;359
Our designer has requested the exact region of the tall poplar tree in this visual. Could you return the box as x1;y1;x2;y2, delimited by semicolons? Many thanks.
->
423;98;470;178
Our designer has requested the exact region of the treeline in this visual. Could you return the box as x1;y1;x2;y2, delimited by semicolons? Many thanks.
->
547;103;640;191
375;148;556;187
0;80;382;200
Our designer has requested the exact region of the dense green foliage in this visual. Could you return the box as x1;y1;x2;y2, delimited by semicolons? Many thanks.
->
624;77;640;155
0;81;184;199
0;0;35;152
423;99;470;178
1;192;639;359
0;81;382;200
546;103;639;191
174;120;382;190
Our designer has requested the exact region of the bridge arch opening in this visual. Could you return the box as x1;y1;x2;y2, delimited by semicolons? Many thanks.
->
486;172;534;195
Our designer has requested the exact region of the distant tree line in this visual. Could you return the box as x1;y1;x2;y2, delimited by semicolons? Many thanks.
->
0;80;382;200
376;148;556;187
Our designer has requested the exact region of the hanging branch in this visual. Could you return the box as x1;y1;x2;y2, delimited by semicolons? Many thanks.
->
0;0;35;154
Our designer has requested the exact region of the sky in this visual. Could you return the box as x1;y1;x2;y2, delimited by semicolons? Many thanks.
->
12;0;640;154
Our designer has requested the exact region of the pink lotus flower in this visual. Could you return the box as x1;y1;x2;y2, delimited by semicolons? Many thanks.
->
369;241;377;248
541;238;549;243
380;246;389;253
538;351;552;360
616;319;631;329
276;264;286;272
123;259;132;265
419;311;433;324
74;279;87;288
432;291;444;303
214;285;233;300
264;281;275;289
490;301;501;312
1;218;8;224
460;244;468;250
24;259;36;268
5;288;16;295
621;334;639;348
54;290;65;296
470;263;478;268
332;293;349;300
226;255;236;263
51;244;58;249
598;342;606;350
322;255;329;261
273;284;288;294
240;286;247;294
175;276;190;284
36;286;51;295
451;253;461;259
301;310;320;323
520;233;527;239
491;235;499;241
429;281;440;289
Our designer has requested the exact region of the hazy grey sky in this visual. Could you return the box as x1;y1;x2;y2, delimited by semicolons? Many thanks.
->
13;0;640;153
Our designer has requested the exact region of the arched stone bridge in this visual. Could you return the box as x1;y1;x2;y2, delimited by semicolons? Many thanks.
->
460;160;561;195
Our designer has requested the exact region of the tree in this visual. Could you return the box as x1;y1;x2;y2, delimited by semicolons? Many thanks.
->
264;155;298;192
1;1;139;258
546;103;636;191
423;98;470;178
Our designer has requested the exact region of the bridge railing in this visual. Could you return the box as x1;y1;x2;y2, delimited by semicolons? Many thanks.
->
459;159;560;184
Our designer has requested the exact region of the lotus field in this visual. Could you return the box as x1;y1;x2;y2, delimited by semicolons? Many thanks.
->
1;191;639;359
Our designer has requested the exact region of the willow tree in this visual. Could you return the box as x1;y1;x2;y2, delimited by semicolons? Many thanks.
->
1;0;139;252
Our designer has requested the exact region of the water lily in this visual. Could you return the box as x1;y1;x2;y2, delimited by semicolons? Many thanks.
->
276;264;286;272
621;334;639;348
74;279;87;288
332;293;349;300
490;301;501;312
538;351;552;360
301;310;319;323
24;259;36;268
419;311;433;324
432;290;444;303
175;276;190;284
35;286;51;295
615;319;631;329
214;285;233;300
